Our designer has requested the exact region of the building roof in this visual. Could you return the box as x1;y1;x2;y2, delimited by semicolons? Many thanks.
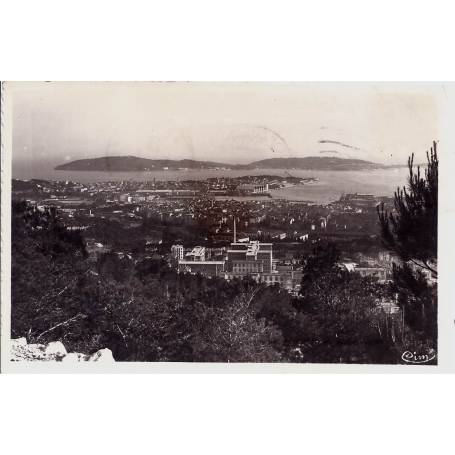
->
187;246;205;257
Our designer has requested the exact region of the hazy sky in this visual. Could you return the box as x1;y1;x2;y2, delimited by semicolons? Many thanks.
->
9;82;441;168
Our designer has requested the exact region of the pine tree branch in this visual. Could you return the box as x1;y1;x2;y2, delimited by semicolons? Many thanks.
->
423;260;438;276
408;258;438;277
36;313;86;340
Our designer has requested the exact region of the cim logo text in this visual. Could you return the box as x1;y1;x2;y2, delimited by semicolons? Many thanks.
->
401;350;436;364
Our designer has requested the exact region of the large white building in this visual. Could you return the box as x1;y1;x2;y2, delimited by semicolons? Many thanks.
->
174;237;302;292
226;241;273;274
224;241;302;291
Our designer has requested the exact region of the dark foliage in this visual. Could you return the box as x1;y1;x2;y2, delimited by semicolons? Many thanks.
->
390;263;437;344
377;141;437;275
12;198;416;364
292;242;398;363
11;201;281;362
377;142;438;351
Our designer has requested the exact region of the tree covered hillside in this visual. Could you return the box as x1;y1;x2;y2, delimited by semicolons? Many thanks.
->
12;199;404;363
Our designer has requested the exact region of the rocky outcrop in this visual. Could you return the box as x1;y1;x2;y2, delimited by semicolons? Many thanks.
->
10;338;115;362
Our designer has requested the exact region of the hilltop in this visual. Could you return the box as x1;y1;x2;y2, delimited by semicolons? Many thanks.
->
55;156;228;171
242;156;383;170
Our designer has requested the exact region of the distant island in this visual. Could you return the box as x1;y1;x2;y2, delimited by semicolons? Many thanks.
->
55;156;228;172
243;157;385;170
55;155;389;172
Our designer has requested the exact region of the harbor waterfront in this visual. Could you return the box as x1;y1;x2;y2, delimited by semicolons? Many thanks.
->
12;167;410;204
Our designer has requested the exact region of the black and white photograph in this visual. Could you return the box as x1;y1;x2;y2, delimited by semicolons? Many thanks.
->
3;3;455;455
2;1;455;453
1;82;445;369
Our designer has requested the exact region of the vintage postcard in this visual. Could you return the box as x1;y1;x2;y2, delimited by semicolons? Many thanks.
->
1;82;454;372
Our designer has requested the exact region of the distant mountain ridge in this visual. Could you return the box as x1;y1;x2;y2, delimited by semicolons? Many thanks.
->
55;156;228;171
243;157;384;170
55;155;388;172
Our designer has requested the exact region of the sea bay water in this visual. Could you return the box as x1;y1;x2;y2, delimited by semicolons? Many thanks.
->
12;166;410;204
